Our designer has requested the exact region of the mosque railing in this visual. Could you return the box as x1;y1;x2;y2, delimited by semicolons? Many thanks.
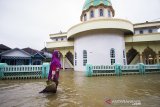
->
0;63;50;80
86;63;160;77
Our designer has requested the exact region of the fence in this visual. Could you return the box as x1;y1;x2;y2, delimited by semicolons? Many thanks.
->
0;63;50;80
86;63;160;77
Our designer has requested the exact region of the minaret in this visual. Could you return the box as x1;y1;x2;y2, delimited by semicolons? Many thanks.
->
80;0;115;22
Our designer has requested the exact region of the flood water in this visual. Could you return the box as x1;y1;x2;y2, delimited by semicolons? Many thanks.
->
0;70;160;107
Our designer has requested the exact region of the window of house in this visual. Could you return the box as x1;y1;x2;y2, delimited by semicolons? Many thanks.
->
90;10;94;18
140;30;143;34
83;50;87;66
148;29;152;33
110;48;115;65
84;14;87;21
110;48;115;58
108;10;111;17
99;9;104;16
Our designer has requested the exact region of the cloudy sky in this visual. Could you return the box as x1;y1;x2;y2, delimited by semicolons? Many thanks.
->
0;0;160;50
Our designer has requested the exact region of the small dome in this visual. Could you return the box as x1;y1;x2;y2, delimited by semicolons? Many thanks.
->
83;0;112;11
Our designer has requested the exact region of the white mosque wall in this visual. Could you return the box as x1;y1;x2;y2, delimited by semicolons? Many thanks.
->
74;30;126;71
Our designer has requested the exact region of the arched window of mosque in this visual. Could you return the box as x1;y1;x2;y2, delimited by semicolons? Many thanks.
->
75;52;77;66
110;48;115;65
75;52;77;59
84;14;87;21
123;50;126;58
111;59;115;65
99;9;104;16
110;48;115;58
83;50;87;66
90;10;94;18
108;10;111;17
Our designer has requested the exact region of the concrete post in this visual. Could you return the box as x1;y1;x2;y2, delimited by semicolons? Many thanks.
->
0;63;7;79
86;64;93;77
156;54;159;64
140;54;143;63
42;63;50;79
115;64;122;76
63;57;65;70
139;63;145;75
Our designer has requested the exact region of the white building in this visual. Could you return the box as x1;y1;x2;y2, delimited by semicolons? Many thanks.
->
46;0;160;71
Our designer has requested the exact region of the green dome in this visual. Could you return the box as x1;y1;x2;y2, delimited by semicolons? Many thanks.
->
83;0;112;11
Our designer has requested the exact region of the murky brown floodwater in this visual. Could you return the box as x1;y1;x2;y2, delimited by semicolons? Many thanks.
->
0;70;160;107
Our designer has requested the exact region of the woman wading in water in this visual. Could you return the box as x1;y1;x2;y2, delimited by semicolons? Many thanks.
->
40;50;61;93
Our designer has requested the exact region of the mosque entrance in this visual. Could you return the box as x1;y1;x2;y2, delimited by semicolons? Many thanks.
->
127;48;138;64
65;51;74;66
142;47;156;64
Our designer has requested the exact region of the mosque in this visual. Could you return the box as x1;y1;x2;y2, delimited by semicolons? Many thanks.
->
46;0;160;71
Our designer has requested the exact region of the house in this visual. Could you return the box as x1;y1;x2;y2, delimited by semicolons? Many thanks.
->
0;48;32;65
0;47;50;65
0;44;11;53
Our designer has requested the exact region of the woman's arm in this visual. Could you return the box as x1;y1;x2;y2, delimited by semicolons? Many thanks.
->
51;65;57;80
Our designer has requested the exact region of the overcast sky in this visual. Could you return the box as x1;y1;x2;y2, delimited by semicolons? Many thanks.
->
0;0;160;50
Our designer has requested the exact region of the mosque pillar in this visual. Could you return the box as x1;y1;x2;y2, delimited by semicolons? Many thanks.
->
62;56;65;70
140;54;143;63
156;54;159;64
